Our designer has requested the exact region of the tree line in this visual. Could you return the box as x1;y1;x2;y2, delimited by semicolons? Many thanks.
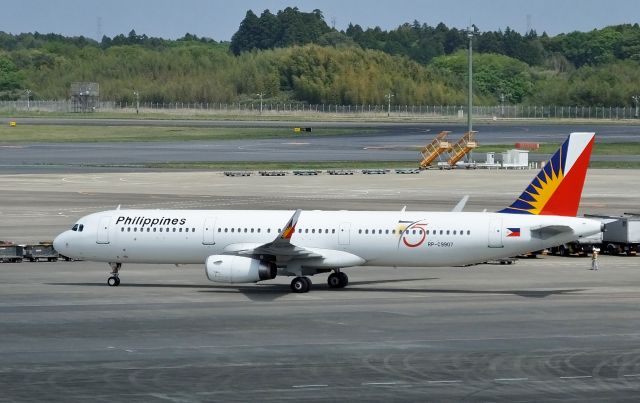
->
1;7;639;106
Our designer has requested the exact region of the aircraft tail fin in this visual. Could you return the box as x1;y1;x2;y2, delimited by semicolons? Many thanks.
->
498;132;595;217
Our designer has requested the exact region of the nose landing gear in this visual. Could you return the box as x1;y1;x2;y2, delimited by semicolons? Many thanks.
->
107;262;122;286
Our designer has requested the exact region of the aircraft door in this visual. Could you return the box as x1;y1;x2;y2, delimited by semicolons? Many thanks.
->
488;218;503;248
339;222;351;245
96;216;111;244
203;217;216;245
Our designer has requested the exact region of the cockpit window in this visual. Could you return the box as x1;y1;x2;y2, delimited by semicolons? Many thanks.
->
71;224;84;232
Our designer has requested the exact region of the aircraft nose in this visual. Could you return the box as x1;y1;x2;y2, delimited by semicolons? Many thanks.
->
53;232;68;253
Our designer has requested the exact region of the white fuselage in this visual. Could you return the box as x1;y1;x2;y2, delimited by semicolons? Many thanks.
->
54;209;602;270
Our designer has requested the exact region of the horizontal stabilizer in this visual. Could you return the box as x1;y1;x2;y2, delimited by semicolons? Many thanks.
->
530;224;573;239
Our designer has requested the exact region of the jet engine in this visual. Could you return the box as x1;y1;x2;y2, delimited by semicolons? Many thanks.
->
205;255;277;283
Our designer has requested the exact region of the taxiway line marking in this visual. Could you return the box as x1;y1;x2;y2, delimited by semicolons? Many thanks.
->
560;375;592;379
427;380;462;384
362;382;399;386
494;377;528;382
292;384;328;388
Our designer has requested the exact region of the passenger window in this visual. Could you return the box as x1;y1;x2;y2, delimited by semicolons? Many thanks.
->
218;228;221;232
121;228;124;232
359;229;362;234
134;228;137;232
153;228;157;232
312;229;315;233
332;229;335;234
244;228;247;233
173;228;176;232
179;228;183;232
385;229;389;234
224;228;228;232
392;229;396;234
446;230;450;235
299;228;302;233
257;228;261;233
453;230;457;235
231;228;234;233
160;228;163;232
439;230;443;235
268;229;271;233
467;230;471;235
127;228;131;232
305;229;309;233
251;228;254;233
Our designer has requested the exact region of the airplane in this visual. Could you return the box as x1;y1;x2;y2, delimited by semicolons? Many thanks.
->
53;132;603;293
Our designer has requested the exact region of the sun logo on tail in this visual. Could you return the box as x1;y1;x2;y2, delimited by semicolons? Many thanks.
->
499;133;594;217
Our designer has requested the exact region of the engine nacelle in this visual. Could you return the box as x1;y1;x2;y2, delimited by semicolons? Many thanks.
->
205;255;277;283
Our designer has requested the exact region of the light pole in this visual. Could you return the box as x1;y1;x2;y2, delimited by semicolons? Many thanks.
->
467;28;474;133
385;93;394;117
256;92;264;114
633;95;640;118
500;93;505;117
25;89;32;112
133;90;140;115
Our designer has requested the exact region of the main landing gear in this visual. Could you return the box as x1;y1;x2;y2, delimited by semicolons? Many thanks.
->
290;276;311;293
290;271;349;293
327;271;348;289
107;262;121;286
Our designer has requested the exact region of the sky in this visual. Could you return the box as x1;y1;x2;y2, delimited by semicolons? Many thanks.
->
2;0;640;41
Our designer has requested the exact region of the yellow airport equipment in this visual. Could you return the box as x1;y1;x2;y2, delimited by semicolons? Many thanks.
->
294;127;301;133
419;131;451;169
447;131;478;166
9;121;16;127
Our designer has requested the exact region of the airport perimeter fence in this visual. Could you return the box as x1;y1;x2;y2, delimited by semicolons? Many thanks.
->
2;100;640;120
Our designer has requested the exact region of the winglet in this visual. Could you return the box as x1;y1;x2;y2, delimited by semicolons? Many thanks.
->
499;132;595;217
279;209;301;241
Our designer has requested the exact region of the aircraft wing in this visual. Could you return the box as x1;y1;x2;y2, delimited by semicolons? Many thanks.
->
222;209;322;259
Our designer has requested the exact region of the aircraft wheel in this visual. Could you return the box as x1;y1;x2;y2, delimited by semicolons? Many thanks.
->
327;273;341;288
337;272;349;288
291;277;310;293
107;276;120;287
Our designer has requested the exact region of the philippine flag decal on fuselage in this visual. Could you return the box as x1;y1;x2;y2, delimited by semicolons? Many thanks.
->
506;227;521;237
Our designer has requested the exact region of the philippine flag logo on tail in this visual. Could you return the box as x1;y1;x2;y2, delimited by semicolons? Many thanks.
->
499;132;595;217
506;228;521;237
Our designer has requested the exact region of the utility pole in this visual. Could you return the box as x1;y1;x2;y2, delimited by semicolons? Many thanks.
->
25;89;32;112
256;92;264;114
500;93;505;117
385;93;394;117
467;28;474;133
133;90;139;115
633;95;640;118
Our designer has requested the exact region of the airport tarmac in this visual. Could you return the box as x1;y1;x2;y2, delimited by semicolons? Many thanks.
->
1;170;639;401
